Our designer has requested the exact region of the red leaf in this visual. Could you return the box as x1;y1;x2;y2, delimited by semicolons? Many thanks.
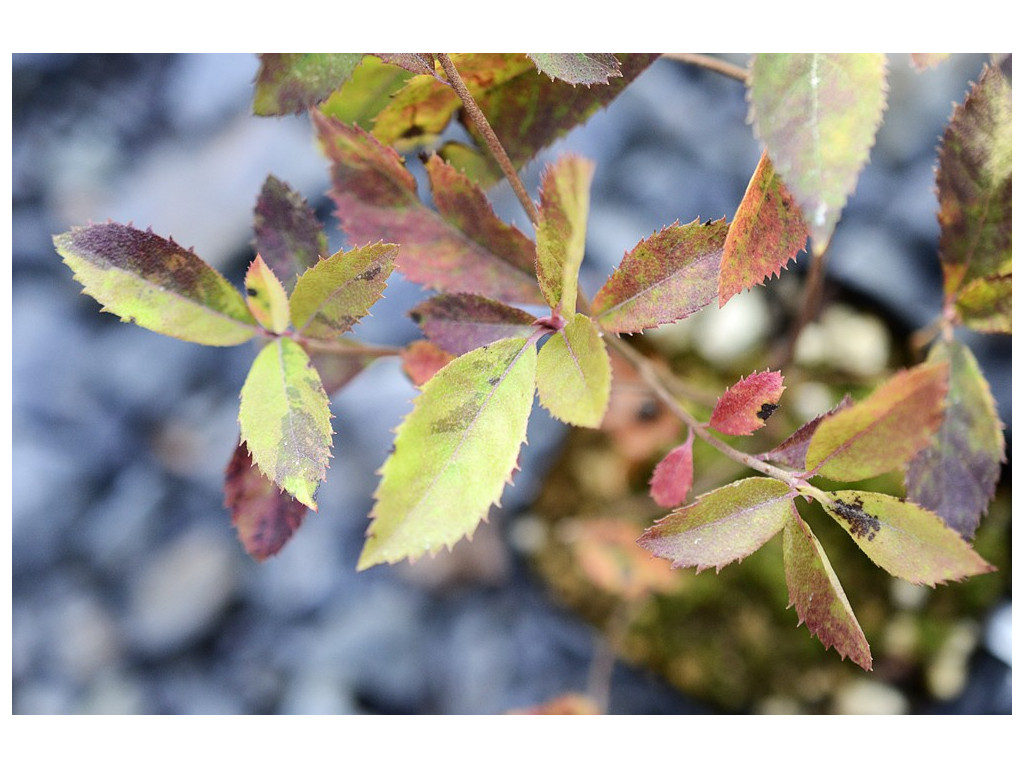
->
649;432;694;509
719;150;808;306
409;293;536;356
400;340;455;387
224;441;308;561
709;370;785;436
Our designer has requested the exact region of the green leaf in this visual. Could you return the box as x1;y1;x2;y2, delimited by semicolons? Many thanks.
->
527;53;622;85
637;477;794;572
936;64;1012;331
805;362;948;481
289;242;397;339
409;293;537;356
823;491;995;586
314;114;542;304
535;155;594;317
238;338;333;510
252;175;327;291
245;255;290;334
253;53;364;115
748;54;888;253
709;369;785;436
719;150;808;306
319;55;415;131
536;313;611;428
224;440;308;561
760;395;852;470
54;222;258;346
591;219;727;334
783;513;872;670
359;337;537;569
906;339;1006;538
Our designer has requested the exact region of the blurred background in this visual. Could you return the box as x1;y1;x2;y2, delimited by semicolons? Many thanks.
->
12;53;1011;714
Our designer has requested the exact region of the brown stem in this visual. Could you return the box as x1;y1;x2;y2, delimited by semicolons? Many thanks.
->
660;53;748;83
773;245;830;369
436;53;539;226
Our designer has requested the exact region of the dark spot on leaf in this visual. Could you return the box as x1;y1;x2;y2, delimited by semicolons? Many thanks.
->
409;310;422;324
757;402;779;421
356;265;382;281
487;376;501;387
832;497;880;541
401;124;426;139
247;287;259;297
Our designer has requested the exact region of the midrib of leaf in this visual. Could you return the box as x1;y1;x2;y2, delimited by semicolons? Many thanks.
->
275;340;305;455
595;261;709;325
807;54;826;227
393;337;535;531
807;402;904;476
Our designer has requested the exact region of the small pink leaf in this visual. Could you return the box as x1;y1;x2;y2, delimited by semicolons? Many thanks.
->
400;340;455;387
709;370;785;436
649;432;695;509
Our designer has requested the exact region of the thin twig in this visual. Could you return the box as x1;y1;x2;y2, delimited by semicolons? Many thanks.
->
661;53;749;83
436;53;539;226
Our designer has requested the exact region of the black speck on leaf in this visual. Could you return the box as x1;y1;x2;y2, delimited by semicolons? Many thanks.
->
757;402;779;421
832;497;880;541
247;287;259;296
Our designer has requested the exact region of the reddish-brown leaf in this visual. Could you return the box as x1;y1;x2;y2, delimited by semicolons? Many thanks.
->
313;113;542;304
564;518;678;601
224;441;308;561
409;293;537;356
400;340;455;387
649;432;695;509
252;175;326;291
709;370;785;436
719;150;808;306
591;219;727;334
783;513;872;670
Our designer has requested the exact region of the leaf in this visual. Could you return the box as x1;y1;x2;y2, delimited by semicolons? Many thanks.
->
224;441;308;561
783;513;872;670
252;175;327;291
535;155;594;316
906;339;1005;538
314;114;542;304
527;53;622;86
238;338;333;510
760;395;853;470
319;55;415;131
536;313;611;428
637;477;794;572
708;369;785;436
289;242;397;339
748;54;888;253
372;53;658;179
649;432;695;509
805;362;948;481
953;273;1011;333
54;222;258;346
358;337;537;569
507;694;602;715
719;150;808;306
424;154;537;277
910;54;950;71
245;255;290;334
400;340;455;387
372;53;437;78
591;219;727;334
409;293;537;356
823;491;995;586
936;64;1012;332
563;518;678;600
253;53;364;115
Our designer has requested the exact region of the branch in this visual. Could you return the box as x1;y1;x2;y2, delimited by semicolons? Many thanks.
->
436;53;539;226
661;53;749;83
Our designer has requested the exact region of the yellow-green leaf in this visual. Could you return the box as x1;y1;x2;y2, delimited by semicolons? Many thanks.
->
805;362;948;481
748;54;888;253
824;491;995;586
535;155;594;317
289;242;397;339
536;313;611;428
254;53;364;116
358;337;537;569
238;338;333;510
245;254;290;334
638;477;794;572
54;222;258;346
